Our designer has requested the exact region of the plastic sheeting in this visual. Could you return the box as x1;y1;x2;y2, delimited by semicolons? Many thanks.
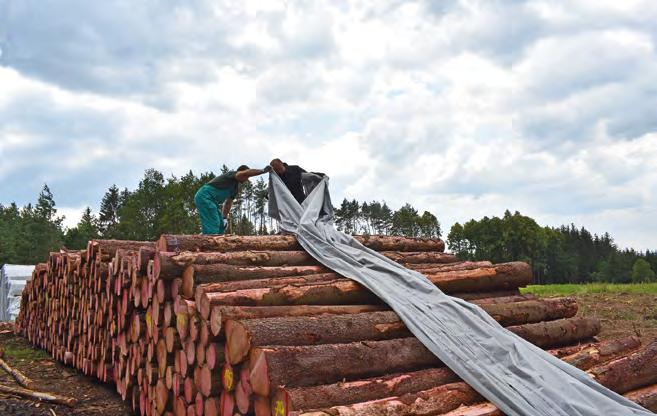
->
267;173;652;416
1;264;33;321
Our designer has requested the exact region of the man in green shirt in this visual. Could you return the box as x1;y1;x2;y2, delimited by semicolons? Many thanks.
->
194;165;270;234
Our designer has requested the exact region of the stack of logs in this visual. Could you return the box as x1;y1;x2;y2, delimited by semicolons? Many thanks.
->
14;234;657;415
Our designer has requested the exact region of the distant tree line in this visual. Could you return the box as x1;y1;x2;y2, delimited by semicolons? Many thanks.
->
447;210;657;284
2;170;654;284
0;168;441;265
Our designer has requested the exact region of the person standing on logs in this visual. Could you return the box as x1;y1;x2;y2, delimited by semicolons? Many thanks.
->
270;158;324;204
195;165;270;234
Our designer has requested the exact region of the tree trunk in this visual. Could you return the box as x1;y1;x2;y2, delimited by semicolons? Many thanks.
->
422;402;502;416
588;340;657;394
196;263;532;317
87;239;154;262
208;295;540;336
291;382;484;416
157;234;445;253
0;357;34;388
423;262;531;293
155;250;459;280
407;261;491;273
624;384;657;412
249;338;440;396
182;265;327;298
248;317;601;396
225;298;579;364
189;263;529;297
275;338;640;413
506;317;600;348
561;336;641;370
399;381;657;416
274;367;459;412
197;281;383;313
0;383;78;407
209;305;387;335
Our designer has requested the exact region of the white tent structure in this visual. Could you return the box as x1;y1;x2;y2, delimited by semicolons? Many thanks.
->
0;264;33;321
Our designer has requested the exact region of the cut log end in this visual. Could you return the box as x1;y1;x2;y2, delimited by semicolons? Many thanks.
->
225;320;251;364
249;349;271;397
220;390;235;416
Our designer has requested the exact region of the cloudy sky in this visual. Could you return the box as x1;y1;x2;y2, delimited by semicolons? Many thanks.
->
1;0;656;249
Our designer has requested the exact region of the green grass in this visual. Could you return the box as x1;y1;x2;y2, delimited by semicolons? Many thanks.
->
0;339;50;361
521;282;657;296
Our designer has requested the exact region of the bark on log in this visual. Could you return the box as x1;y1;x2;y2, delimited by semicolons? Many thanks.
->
477;297;577;327
561;336;641;371
195;273;345;307
274;367;459;412
196;262;532;318
249;337;439;396
431;402;502;416
0;383;78;407
469;293;536;304
624;384;657;412
249;317;600;395
209;305;388;334
402;382;657;416
288;337;644;416
276;337;641;413
87;239;154;262
0;357;35;388
157;234;445;253
454;290;522;301
407;261;491;273
156;250;459;280
225;298;578;364
207;295;531;336
182;265;327;298
506;317;600;348
294;382;484;416
588;340;657;394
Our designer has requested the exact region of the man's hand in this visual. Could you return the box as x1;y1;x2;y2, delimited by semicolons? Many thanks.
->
262;165;272;173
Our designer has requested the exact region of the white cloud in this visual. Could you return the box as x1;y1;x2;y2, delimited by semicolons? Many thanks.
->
1;0;657;249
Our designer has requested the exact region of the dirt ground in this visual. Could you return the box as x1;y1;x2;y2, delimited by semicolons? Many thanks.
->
0;293;655;416
0;326;131;416
569;293;657;343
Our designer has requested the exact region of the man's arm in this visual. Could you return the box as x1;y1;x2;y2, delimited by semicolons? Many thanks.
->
235;168;268;181
222;198;233;219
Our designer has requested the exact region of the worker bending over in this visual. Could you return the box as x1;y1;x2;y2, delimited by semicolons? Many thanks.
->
270;158;324;204
195;165;269;234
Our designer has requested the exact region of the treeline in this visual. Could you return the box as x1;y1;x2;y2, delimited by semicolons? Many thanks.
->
3;169;655;284
0;168;441;265
448;210;657;284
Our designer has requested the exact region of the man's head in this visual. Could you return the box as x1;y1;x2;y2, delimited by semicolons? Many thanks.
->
270;158;286;175
235;165;250;182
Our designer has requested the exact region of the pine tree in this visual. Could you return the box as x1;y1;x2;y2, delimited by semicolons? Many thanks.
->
64;207;100;249
391;203;419;237
98;185;121;237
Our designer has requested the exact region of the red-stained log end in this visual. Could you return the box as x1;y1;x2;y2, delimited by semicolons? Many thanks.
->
220;390;235;416
225;320;251;365
249;350;270;397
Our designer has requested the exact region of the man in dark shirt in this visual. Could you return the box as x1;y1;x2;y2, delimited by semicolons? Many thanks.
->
194;164;269;234
270;159;307;203
270;158;325;203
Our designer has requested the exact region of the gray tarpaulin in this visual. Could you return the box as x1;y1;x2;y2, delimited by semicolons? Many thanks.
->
267;172;652;416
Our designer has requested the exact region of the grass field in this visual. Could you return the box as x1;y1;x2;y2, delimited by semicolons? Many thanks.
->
521;283;657;343
521;282;657;296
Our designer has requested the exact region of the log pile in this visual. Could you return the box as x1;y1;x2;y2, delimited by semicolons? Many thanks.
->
14;234;657;415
